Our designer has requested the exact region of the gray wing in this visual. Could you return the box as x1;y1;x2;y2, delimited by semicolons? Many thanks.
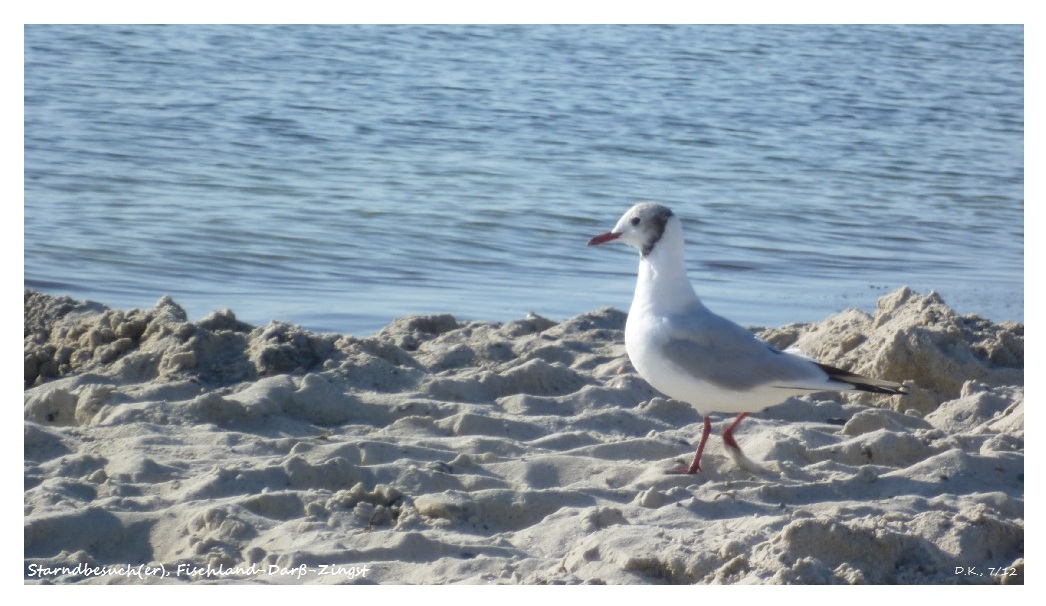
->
658;304;828;391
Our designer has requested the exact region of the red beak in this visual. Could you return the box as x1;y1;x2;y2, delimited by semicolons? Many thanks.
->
587;231;621;246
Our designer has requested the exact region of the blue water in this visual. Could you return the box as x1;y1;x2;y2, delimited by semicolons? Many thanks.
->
24;25;1024;335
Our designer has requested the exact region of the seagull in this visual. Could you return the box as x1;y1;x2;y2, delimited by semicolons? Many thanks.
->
588;202;907;473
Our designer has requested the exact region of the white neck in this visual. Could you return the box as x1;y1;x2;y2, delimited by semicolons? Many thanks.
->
631;218;703;315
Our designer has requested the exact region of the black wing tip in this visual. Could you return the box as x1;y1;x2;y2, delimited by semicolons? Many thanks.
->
816;362;909;395
854;383;909;396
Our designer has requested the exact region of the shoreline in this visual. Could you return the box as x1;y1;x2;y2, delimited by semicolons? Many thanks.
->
24;288;1024;584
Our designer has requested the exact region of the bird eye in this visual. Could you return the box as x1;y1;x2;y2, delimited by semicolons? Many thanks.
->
630;216;641;226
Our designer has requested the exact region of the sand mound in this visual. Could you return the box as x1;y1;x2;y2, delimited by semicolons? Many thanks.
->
24;288;1023;584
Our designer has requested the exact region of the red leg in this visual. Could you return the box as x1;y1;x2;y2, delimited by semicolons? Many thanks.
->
686;415;713;473
722;412;749;452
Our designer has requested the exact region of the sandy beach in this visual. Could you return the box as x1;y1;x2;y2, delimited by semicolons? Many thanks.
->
24;287;1023;584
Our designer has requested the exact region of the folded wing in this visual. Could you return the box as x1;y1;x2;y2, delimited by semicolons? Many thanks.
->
658;304;905;395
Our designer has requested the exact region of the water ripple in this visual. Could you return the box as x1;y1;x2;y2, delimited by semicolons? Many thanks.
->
24;25;1023;333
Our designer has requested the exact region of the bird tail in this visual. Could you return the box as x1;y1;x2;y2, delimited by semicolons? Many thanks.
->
816;362;909;395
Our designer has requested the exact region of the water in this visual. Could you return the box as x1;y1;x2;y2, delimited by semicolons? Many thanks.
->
24;25;1024;335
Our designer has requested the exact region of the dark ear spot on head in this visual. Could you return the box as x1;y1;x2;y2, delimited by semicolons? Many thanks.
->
640;207;673;257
